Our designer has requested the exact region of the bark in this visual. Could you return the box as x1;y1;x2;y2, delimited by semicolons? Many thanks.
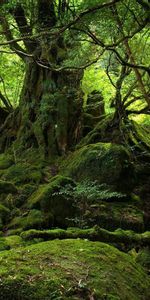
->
14;1;83;157
0;1;83;157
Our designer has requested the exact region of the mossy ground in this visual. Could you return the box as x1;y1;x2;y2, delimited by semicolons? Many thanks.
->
0;137;149;300
0;239;149;300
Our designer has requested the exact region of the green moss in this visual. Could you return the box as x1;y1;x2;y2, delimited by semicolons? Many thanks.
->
16;184;37;208
0;238;10;251
1;164;42;185
20;227;150;249
8;209;46;231
27;175;76;227
0;204;10;225
78;114;113;147
62;142;133;192
4;235;24;249
6;228;23;236
89;201;144;232
0;204;10;218
0;154;14;170
0;181;17;194
0;239;149;299
135;247;150;271
132;121;150;151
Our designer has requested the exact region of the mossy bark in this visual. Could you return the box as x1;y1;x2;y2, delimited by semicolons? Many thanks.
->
0;2;83;158
16;47;83;158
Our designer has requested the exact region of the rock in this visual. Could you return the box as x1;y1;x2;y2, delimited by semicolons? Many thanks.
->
62;142;134;193
0;154;14;170
88;201;144;232
0;239;149;299
27;175;76;227
0;181;17;194
1;163;42;185
85;90;104;117
7;209;46;231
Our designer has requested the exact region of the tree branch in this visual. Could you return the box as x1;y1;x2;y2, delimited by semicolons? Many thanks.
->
12;4;36;52
136;0;150;10
126;105;150;115
0;14;27;60
0;91;13;111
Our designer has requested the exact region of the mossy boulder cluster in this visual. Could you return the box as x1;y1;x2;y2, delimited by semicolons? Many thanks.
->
0;135;149;299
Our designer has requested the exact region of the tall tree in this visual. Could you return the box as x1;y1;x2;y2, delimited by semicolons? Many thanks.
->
0;0;83;156
0;0;149;154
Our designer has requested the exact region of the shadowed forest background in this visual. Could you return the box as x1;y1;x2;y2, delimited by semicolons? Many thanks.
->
0;1;150;299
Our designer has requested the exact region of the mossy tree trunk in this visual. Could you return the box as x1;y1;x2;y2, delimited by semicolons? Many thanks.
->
0;1;83;157
18;52;83;158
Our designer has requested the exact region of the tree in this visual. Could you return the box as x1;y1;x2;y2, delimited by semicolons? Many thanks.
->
75;0;150;121
0;0;84;156
0;0;149;156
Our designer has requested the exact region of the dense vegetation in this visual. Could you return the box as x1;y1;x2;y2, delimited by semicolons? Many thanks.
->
0;1;150;299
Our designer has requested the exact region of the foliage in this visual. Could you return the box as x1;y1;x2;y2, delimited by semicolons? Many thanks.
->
0;53;24;107
54;180;126;228
82;65;116;113
55;180;125;202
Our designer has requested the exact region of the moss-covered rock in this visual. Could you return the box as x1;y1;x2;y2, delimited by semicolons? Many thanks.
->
8;209;46;231
0;204;10;226
0;239;149;299
11;184;37;209
0;181;17;194
1;164;42;185
4;235;24;249
135;247;150;272
27;175;76;228
62;142;133;192
88;201;144;232
0;154;14;170
0;238;10;252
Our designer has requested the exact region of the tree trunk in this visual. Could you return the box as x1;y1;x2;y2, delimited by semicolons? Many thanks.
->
0;1;84;158
17;42;83;158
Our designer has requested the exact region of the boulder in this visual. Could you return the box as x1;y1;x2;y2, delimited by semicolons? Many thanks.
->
27;175;76;227
0;239;149;299
62;142;134;193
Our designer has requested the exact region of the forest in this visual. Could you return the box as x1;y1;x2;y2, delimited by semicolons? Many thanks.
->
0;0;150;299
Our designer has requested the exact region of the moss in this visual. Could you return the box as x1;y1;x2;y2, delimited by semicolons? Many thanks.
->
89;201;144;232
16;184;37;208
6;228;23;236
62;142;134;192
4;235;24;249
135;247;150;272
0;154;14;170
27;175;76;227
20;227;150;249
0;218;3;231
8;209;46;231
132;121;150;151
0;239;149;299
1;164;42;185
0;204;10;225
78;114;114;147
0;181;17;194
0;238;10;251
